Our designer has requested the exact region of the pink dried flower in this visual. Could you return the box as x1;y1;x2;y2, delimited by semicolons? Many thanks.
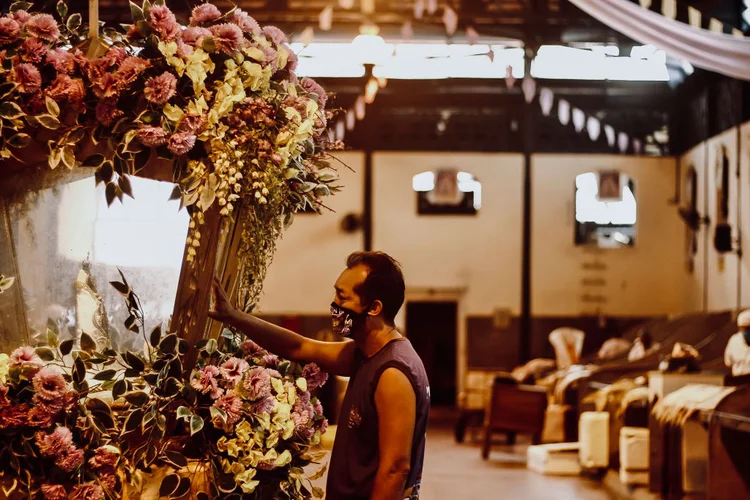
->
0;17;21;45
114;56;151;89
41;485;67;500
300;77;328;108
13;63;42;94
99;474;117;491
126;23;143;40
219;357;249;384
89;446;118;470
240;339;265;356
25;14;60;42
285;48;298;72
148;5;180;41
46;74;86;105
318;417;329;435
263;25;288;45
21;37;48;63
302;363;328;390
265;369;282;379
46;48;77;73
72;49;89;73
191;365;223;399
179;113;206;134
190;3;222;26
260;45;278;72
231;10;260;35
36;427;73;457
261;354;279;368
144;71;177;105
69;483;104;500
292;402;313;429
182;26;211;46
313;398;323;417
209;23;245;54
96;98;123;126
12;10;31;25
57;446;84;472
0;404;30;429
214;391;242;425
243;367;271;400
176;38;194;57
168;132;197;156
10;345;43;369
252;395;275;415
136;126;169;147
104;46;127;66
91;72;118;99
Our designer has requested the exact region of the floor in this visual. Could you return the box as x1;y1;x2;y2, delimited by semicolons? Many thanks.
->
316;414;615;499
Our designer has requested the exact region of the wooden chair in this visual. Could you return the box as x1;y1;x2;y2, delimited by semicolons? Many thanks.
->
481;379;548;459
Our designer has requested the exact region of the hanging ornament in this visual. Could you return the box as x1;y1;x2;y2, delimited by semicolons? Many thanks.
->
364;77;379;104
558;100;571;125
466;26;479;45
604;125;616;147
318;6;333;31
618;132;629;153
587;117;601;141
338;0;354;9
522;76;536;103
486;49;494;63
414;0;425;19
442;7;458;36
426;0;438;15
633;139;643;155
346;108;356;131
378;76;388;88
662;0;676;19
709;18;724;33
300;26;315;46
401;21;413;40
355;96;366;120
572;108;586;132
539;88;554;116
688;6;702;28
505;65;515;87
336;119;346;141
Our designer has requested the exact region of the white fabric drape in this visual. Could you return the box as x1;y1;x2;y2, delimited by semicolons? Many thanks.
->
568;0;750;81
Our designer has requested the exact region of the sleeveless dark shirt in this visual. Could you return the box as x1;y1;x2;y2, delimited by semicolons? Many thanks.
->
326;338;430;499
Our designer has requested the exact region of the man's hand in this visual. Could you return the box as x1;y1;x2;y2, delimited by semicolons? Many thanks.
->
209;277;235;322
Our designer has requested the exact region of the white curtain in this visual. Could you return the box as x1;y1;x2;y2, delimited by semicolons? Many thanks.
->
568;0;750;81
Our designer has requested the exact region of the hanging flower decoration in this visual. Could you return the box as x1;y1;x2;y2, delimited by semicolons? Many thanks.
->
0;0;342;310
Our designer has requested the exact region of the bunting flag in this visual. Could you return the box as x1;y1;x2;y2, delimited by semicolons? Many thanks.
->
335;119;346;141
632;0;746;37
605;125;616;147
346;109;356;131
318;6;333;31
442;7;459;36
539;88;554;116
361;0;375;14
522;76;537;103
426;0;438;15
587;117;601;141
504;64;514;87
572;108;586;132
466;26;479;45
633;138;643;155
661;0;676;19
486;48;495;63
558;100;571;126
364;77;379;104
688;6;701;28
618;132;630;153
378;77;388;88
354;96;366;120
338;0;354;9
414;0;425;19
401;21;413;40
299;26;315;45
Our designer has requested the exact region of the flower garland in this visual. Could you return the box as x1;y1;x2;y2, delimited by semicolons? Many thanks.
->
0;0;342;309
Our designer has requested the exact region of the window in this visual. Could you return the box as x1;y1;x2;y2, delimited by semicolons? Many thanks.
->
574;171;636;247
413;170;481;215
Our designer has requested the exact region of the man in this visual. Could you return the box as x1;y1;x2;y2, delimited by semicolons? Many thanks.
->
725;309;750;376
209;251;430;500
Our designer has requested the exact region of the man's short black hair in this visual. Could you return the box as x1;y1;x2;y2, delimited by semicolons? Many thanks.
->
346;251;405;324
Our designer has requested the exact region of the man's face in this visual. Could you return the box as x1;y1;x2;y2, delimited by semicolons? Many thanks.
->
333;264;369;312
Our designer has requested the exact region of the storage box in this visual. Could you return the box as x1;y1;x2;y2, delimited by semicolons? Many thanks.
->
527;442;582;476
579;411;609;468
620;427;649;471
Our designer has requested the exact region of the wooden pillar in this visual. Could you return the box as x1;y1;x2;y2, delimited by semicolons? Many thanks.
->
89;0;99;38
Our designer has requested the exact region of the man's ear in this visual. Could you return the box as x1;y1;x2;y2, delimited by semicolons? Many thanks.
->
368;300;384;316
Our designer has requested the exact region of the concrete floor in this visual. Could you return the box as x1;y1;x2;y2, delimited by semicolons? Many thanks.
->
316;422;615;499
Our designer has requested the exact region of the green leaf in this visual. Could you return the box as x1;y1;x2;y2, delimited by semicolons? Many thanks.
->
7;133;31;149
119;175;134;199
61;146;76;169
83;154;105;168
158;333;177;354
210;406;227;423
45;97;60;118
35;347;55;362
0;102;23;120
9;2;32;13
205;339;217;355
37;114;61;130
124;391;149;407
80;332;96;353
125;351;145;372
113;379;127;401
128;0;145;21
109;280;129;296
59;339;74;357
123;408;144;434
66;12;81;31
189;415;204;436
93;369;117;381
56;0;68;19
124;314;139;333
308;462;328;481
47;329;59;349
105;182;117;206
149;325;162;348
176;406;192;420
73;356;86;385
312;486;324;498
164;450;188;468
0;83;15;101
284;168;299;180
159;474;180;498
173;477;191;498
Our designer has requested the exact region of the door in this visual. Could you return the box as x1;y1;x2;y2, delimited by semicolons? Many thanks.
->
405;301;457;406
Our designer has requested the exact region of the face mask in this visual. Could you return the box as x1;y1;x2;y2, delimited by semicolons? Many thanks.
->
331;302;369;337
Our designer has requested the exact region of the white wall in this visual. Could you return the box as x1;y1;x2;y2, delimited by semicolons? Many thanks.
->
258;152;365;314
371;152;525;316
531;154;684;317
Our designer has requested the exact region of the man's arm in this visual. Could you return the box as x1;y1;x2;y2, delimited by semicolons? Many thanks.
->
209;279;356;376
371;368;416;500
